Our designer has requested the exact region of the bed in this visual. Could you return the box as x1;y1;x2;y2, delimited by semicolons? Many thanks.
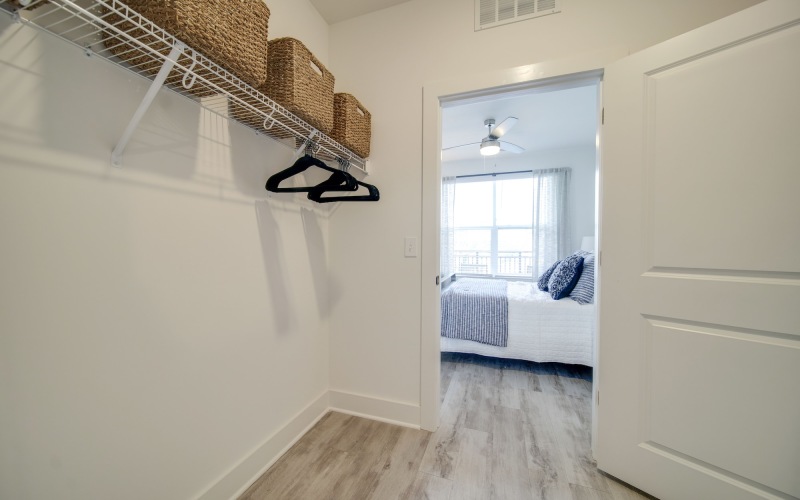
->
440;278;595;366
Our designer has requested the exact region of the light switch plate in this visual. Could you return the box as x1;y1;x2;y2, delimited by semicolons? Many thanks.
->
404;237;417;258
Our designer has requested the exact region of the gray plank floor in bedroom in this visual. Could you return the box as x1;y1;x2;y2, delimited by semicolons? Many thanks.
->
239;353;652;500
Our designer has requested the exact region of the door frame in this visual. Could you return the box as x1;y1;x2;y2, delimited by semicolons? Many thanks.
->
420;47;626;432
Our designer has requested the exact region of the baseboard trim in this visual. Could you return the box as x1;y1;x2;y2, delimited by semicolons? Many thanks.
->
196;391;330;500
329;389;420;429
196;390;421;499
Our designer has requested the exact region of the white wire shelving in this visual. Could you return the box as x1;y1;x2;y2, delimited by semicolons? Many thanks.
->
0;0;369;174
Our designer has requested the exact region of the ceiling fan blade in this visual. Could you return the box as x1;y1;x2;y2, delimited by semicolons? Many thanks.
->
499;141;524;153
490;116;518;139
441;141;481;151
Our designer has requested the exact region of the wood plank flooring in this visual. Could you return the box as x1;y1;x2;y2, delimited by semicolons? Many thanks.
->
240;353;653;499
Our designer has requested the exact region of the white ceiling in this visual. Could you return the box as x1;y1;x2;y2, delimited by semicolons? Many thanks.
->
310;0;411;24
441;85;599;163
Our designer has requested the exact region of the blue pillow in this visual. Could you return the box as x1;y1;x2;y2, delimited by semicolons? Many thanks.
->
570;252;595;304
548;253;584;300
537;260;561;291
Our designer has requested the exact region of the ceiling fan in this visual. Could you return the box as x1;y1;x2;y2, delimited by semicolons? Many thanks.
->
443;117;525;157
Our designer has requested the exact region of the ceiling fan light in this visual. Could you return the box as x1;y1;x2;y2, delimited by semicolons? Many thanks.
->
480;138;500;156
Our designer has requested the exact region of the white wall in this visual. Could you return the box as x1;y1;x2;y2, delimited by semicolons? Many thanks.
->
443;145;597;255
267;0;329;65
325;0;763;423
0;1;768;496
0;1;333;499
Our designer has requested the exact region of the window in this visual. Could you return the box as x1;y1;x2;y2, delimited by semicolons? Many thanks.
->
446;167;571;279
453;173;533;277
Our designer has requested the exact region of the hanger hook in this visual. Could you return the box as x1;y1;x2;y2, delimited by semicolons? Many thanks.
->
262;109;276;131
304;139;319;157
181;51;198;90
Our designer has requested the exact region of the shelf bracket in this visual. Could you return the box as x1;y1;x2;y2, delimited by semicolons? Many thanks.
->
111;42;186;167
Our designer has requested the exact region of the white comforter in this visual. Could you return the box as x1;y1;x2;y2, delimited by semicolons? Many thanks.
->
441;281;595;366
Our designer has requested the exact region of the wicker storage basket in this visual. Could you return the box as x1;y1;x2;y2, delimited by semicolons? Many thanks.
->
331;93;371;158
103;0;270;92
263;37;334;134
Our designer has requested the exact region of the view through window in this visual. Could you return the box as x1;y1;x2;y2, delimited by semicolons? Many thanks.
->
453;173;533;277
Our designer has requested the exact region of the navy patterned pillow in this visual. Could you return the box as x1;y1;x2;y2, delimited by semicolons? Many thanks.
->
537;260;561;291
548;253;585;300
570;252;595;304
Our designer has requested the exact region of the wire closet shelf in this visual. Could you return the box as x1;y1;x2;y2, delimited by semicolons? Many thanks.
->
1;0;368;173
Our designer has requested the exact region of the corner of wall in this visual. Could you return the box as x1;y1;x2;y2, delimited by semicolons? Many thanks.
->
197;391;330;500
329;390;421;429
195;388;421;499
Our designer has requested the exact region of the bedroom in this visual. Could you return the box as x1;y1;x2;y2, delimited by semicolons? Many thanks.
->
438;82;598;368
1;0;797;499
431;82;603;497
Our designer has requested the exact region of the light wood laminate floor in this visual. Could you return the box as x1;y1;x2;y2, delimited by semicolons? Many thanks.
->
240;353;652;499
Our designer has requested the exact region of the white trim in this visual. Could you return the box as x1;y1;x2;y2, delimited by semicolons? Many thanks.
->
195;388;421;499
329;408;421;431
591;79;604;459
329;389;421;429
420;46;628;431
196;391;330;500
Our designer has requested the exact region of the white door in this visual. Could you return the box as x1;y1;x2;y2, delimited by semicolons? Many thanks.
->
598;1;800;499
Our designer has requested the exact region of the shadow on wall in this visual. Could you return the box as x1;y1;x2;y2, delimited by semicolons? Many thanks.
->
0;17;208;190
300;207;330;318
254;199;295;334
2;14;348;204
0;15;294;204
226;102;298;199
41;26;200;179
1;13;340;335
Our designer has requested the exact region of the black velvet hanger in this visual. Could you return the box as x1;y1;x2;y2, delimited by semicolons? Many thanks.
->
307;175;380;203
265;154;357;193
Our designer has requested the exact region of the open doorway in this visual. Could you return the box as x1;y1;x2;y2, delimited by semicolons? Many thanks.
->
438;78;600;421
419;62;611;433
415;74;651;498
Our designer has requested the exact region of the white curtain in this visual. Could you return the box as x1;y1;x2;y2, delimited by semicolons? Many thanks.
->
440;176;457;282
531;168;571;278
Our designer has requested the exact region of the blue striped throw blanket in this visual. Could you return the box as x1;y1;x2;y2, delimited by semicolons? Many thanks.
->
441;278;508;347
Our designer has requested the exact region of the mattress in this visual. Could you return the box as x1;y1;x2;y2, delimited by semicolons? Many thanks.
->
441;281;595;366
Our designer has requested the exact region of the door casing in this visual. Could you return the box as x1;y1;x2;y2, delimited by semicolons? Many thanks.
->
420;48;625;433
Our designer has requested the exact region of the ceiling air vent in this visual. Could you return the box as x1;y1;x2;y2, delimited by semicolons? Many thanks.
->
475;0;560;31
